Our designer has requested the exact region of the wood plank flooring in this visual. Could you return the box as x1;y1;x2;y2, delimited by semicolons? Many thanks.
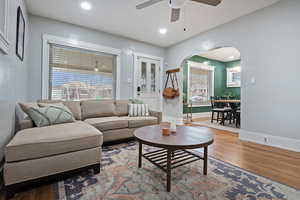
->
1;118;300;199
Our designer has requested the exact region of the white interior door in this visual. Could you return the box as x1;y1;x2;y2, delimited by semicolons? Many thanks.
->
136;57;161;111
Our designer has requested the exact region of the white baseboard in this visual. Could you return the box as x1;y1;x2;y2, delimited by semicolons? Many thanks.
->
239;129;300;152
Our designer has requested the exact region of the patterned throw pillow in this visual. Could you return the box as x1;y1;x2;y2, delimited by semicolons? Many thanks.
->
27;105;75;127
128;103;149;117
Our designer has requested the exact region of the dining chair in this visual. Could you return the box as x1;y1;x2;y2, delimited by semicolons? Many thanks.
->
235;110;241;128
210;96;232;125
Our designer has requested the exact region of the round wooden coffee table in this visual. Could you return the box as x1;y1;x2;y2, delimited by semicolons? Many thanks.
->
134;125;214;192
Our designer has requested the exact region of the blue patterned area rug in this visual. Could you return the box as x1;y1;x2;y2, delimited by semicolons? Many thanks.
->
54;141;300;200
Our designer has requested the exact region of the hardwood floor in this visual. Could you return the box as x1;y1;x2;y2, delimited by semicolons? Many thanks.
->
2;119;300;199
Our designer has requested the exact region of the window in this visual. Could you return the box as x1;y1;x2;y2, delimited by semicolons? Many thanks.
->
227;66;241;87
187;61;214;106
49;44;116;101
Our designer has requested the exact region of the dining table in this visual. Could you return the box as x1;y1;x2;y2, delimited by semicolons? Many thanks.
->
212;99;240;103
212;99;240;125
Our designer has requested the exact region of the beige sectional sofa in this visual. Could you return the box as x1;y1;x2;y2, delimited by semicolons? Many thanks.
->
4;99;162;196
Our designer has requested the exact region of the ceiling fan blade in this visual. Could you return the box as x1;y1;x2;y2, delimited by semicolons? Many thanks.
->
136;0;164;9
171;8;180;22
190;0;222;6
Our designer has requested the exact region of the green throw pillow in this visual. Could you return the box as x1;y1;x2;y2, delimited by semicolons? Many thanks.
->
27;105;75;127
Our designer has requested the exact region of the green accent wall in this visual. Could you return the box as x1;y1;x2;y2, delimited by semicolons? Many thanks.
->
183;56;240;113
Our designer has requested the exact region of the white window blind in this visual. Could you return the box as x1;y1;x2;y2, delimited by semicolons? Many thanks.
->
49;44;116;101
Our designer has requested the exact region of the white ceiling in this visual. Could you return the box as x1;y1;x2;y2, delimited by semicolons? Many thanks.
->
200;47;240;62
25;0;280;47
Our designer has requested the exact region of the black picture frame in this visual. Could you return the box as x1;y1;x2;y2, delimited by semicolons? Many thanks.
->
16;6;25;61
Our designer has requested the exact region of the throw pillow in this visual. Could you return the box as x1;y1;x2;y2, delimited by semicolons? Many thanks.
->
129;99;144;104
128;103;149;117
38;100;82;120
18;102;40;116
38;102;65;108
27;105;75;127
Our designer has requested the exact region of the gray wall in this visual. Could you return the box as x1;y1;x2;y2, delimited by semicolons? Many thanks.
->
0;0;29;161
28;15;166;101
165;0;300;140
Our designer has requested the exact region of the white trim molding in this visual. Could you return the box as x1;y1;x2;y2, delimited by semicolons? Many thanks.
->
42;34;122;100
133;52;164;111
239;129;300;153
0;0;10;54
187;61;215;106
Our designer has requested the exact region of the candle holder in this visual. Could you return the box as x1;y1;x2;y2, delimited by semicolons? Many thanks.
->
170;120;177;133
162;128;170;136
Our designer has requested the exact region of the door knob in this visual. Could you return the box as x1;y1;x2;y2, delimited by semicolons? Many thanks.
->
137;86;141;96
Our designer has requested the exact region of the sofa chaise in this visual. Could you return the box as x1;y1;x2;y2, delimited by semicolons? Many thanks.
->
4;99;162;197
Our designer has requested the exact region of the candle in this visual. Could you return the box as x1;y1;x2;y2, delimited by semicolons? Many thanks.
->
162;128;170;136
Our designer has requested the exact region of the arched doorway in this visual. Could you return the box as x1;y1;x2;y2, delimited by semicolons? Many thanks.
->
181;47;241;131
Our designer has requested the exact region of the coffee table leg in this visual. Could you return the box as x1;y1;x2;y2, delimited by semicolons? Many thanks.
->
203;146;208;175
138;142;142;168
167;149;172;192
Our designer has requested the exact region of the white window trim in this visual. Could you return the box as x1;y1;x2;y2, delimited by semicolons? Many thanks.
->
0;0;10;54
187;61;215;107
133;52;164;111
42;34;121;100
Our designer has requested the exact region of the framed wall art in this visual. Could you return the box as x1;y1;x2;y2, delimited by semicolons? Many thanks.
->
227;66;241;88
16;6;25;61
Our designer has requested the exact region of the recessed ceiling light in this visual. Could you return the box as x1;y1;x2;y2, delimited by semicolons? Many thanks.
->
159;28;167;35
228;56;235;60
81;1;92;10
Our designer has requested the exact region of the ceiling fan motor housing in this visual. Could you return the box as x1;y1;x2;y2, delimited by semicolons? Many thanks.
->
168;0;187;9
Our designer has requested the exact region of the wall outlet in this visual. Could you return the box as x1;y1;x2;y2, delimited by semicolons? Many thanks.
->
264;137;268;143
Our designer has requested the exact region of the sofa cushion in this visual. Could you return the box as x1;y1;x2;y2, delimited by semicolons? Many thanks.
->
4;147;101;185
120;116;158;128
38;100;82;120
5;121;103;162
81;100;116;119
102;129;134;142
115;100;130;116
84;117;128;131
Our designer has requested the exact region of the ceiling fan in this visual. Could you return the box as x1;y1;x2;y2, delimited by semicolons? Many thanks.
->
136;0;222;22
